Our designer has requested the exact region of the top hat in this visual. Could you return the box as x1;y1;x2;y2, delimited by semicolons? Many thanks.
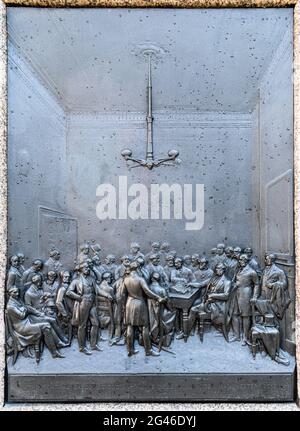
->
264;313;275;327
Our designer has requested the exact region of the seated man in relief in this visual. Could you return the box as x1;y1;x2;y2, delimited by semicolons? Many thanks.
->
191;263;233;341
25;274;68;346
188;256;214;333
6;286;65;361
169;257;195;294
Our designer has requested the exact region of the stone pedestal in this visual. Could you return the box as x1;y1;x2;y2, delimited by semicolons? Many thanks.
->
7;330;295;403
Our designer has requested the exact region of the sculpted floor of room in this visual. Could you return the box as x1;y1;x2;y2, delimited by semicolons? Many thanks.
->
8;329;295;375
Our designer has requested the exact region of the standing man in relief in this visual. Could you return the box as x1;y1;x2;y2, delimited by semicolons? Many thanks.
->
252;253;291;343
231;254;260;344
77;243;91;265
7;255;23;299
121;261;165;357
66;262;101;355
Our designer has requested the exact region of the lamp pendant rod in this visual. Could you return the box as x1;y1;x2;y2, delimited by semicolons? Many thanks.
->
146;55;154;161
120;54;179;170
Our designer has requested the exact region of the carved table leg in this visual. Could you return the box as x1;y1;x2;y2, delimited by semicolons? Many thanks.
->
182;309;189;342
198;312;206;343
251;332;258;359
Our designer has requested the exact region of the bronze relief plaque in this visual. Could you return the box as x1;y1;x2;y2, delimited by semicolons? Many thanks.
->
6;6;296;402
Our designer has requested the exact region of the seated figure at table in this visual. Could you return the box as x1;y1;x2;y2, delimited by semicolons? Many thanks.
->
147;272;175;348
183;255;192;270
193;257;214;290
169;257;195;294
6;286;65;361
145;254;169;288
169;257;195;339
188;256;214;334
192;263;233;341
164;254;175;283
204;263;233;340
191;253;200;273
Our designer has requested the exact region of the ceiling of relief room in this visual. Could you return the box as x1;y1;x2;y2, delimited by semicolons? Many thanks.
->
7;7;292;113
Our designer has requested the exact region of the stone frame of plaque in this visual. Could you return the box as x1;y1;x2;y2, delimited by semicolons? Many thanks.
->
0;2;300;409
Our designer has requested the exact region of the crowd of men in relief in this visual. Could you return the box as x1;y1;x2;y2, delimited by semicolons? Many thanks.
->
5;241;291;365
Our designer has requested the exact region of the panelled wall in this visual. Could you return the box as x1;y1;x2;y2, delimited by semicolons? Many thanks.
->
253;29;295;351
7;42;77;268
66;111;254;256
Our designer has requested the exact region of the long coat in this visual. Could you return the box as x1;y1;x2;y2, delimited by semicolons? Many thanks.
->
6;298;45;348
121;272;160;326
232;264;260;317
205;274;232;325
257;263;291;320
66;275;96;326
